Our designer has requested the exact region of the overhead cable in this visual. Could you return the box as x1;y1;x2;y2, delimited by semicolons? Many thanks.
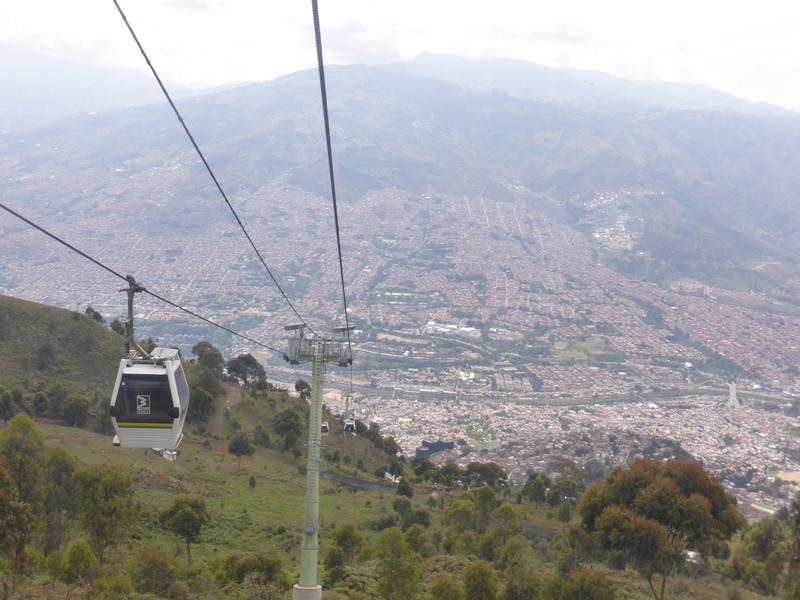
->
0;201;281;354
112;0;317;337
310;0;355;384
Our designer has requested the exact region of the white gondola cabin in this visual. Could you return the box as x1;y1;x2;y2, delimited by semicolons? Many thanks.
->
109;347;189;449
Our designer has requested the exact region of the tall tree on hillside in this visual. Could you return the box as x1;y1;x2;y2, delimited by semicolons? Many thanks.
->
62;394;90;427
294;379;311;401
543;567;616;600
430;574;465;600
0;389;16;426
375;527;420;600
465;462;507;490
47;382;68;419
58;539;96;600
462;560;498;600
228;432;256;469
0;466;35;585
42;445;79;554
332;521;364;564
273;408;302;450
192;341;225;376
159;494;210;564
84;306;105;323
0;413;46;508
578;458;745;600
226;353;266;388
187;388;214;424
73;463;134;562
787;491;800;598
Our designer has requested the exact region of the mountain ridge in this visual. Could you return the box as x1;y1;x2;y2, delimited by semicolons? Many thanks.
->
2;57;800;295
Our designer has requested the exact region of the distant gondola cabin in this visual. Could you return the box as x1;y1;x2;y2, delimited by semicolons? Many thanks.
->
109;347;189;449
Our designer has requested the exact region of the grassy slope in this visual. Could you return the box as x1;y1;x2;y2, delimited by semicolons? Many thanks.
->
0;294;124;399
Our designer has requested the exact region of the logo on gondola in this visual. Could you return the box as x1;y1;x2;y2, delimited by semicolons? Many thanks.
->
136;395;151;415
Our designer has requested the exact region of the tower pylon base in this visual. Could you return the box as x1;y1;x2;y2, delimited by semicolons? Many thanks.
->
292;583;322;600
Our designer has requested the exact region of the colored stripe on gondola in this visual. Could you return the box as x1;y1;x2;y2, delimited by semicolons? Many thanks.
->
117;423;174;428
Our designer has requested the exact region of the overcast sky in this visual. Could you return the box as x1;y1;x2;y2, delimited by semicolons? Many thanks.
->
1;0;798;112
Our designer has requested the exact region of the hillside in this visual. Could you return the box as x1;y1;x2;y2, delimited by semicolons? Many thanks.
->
0;294;124;399
0;43;207;134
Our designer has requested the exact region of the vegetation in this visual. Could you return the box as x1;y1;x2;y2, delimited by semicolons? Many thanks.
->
0;296;795;600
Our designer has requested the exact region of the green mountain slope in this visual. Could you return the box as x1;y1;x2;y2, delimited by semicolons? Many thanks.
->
0;294;124;398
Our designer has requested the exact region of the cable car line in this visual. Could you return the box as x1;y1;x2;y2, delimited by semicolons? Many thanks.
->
311;0;355;392
0;200;281;355
112;0;318;339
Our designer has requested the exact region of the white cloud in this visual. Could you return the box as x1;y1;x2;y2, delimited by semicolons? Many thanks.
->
0;0;798;110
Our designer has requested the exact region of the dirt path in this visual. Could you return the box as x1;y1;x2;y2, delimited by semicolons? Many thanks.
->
208;383;241;435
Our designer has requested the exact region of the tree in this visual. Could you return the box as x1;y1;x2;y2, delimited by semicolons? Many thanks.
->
228;432;256;469
444;499;477;534
127;545;179;596
158;494;210;564
253;425;271;448
295;379;311;401
489;503;521;546
0;413;46;508
412;457;435;479
462;559;498;600
465;462;507;490
430;574;466;600
323;546;347;587
578;458;745;600
109;319;125;336
375;527;420;600
558;501;573;529
0;466;35;584
192;341;225;376
62;393;90;427
0;389;16;426
58;539;96;600
332;521;363;563
226;353;266;388
42;445;79;554
84;306;105;323
402;507;431;531
73;463;134;561
393;495;412;517
530;475;547;505
469;485;498;533
396;478;413;498
501;566;541;600
32;392;48;417
547;476;578;507
544;567;616;600
273;408;303;450
47;382;68;419
787;491;800;598
187;387;214;424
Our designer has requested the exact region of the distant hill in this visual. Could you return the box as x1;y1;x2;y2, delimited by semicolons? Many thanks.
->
0;43;225;133
2;55;800;292
381;53;794;117
0;294;123;398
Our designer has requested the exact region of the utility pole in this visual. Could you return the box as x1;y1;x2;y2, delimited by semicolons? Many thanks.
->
284;324;352;600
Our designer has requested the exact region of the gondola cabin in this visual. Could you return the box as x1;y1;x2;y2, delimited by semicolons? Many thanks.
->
344;418;356;434
109;347;189;449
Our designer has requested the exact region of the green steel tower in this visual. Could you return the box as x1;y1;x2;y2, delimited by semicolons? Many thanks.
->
284;324;352;600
